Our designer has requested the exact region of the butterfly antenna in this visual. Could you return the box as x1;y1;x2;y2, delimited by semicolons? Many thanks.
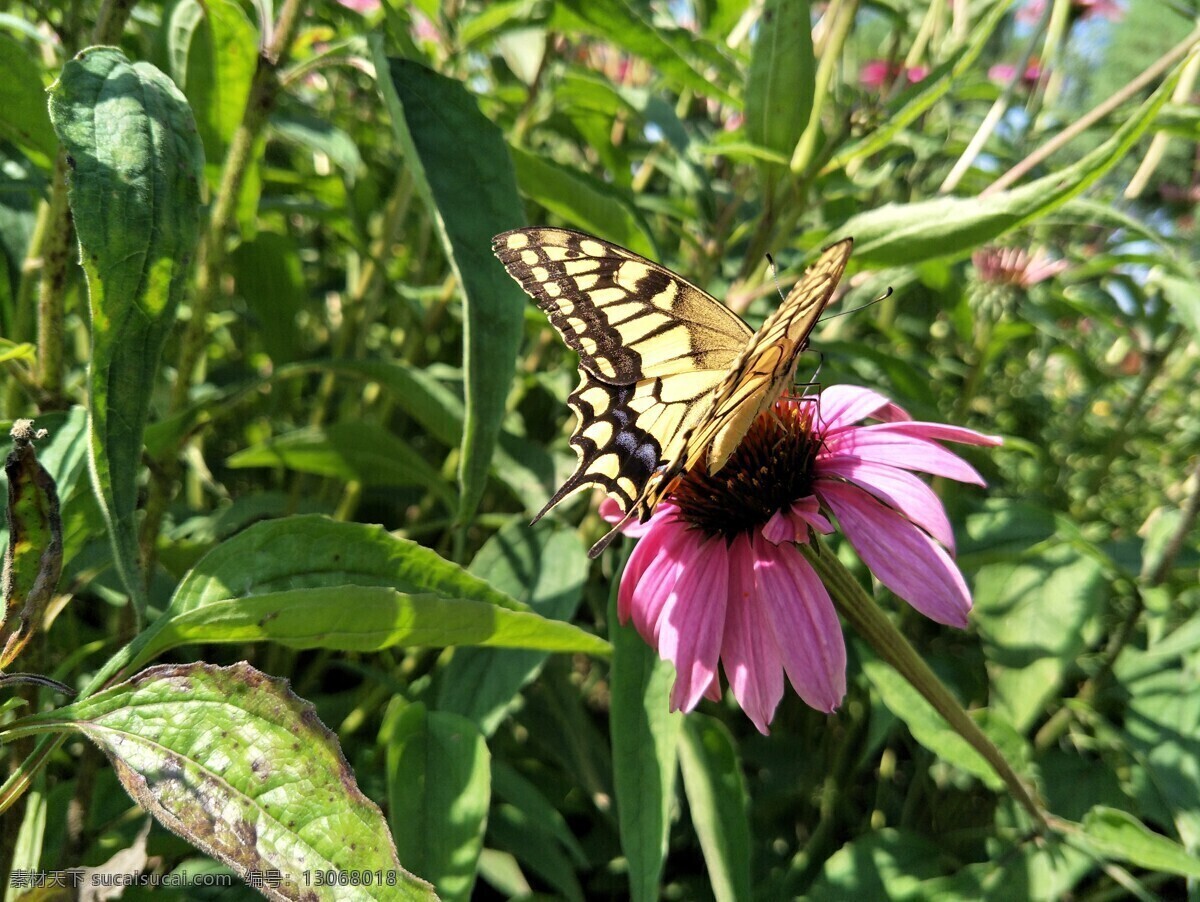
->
765;253;786;302
821;286;895;322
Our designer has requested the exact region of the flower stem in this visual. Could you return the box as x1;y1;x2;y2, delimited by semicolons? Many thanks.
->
800;542;1048;829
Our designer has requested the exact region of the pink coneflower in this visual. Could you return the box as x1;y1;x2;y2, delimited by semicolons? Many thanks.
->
1017;0;1124;24
606;386;1001;734
336;0;379;13
987;62;1043;86
860;60;929;90
972;246;1067;287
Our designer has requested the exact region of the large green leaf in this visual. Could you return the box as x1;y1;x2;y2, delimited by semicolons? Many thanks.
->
971;545;1105;733
375;51;527;526
743;0;813;162
609;583;682;902
111;516;609;676
679;714;752;902
386;703;491;901
0;33;57;165
509;146;656;257
47;47;204;612
11;663;436;901
436;520;588;735
1076;807;1200;879
840;65;1182;266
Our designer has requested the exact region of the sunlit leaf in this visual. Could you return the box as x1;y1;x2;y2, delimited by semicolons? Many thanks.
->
47;47;204;611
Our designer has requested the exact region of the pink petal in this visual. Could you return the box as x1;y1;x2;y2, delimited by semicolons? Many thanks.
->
762;510;795;545
817;460;955;551
752;536;847;713
819;482;972;628
820;428;988;485
863;421;1003;448
720;534;784;733
601;496;676;537
656;536;730;713
815;385;909;434
789;497;834;534
703;674;723;703
620;520;694;642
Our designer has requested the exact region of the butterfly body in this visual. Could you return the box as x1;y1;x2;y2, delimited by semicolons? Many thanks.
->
493;227;852;556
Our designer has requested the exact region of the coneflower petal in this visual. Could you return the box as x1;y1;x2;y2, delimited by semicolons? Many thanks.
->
721;533;785;734
753;536;846;713
819;481;972;628
817;459;956;551
658;535;730;714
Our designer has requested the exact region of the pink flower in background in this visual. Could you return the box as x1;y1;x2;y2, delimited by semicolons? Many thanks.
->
606;386;1001;733
336;0;379;13
860;60;929;90
973;246;1068;287
988;62;1043;86
1017;0;1124;23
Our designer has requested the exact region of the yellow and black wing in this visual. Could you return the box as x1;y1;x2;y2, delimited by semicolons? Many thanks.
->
635;239;854;521
492;227;752;519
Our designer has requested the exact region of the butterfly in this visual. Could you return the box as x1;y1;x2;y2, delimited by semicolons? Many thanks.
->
492;227;852;557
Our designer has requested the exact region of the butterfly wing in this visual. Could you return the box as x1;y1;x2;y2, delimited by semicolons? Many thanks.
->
493;227;752;518
633;238;854;523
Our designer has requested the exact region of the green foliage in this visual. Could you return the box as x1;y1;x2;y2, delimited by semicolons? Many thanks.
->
1;0;1198;899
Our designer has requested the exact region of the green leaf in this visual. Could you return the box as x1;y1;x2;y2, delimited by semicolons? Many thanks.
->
374;52;527;526
436;520;588;735
860;653;1007;791
1119;639;1200;848
225;422;456;511
491;761;589;868
271;112;365;179
47;47;204;612
609;581;682;902
13;662;436;900
1157;269;1200;342
805;829;950;901
1077;807;1200;878
116;516;609;672
744;0;813;162
0;33;57;164
971;546;1105;732
840;65;1182;266
171;0;262;235
229;230;305;364
509;146;657;257
386;703;491;902
549;0;740;107
679;714;752;902
271;360;556;510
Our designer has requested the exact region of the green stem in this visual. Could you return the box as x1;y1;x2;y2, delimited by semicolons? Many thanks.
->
800;542;1048;829
33;156;74;410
